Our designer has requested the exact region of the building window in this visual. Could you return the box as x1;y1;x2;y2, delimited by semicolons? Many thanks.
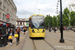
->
7;9;9;12
16;22;17;26
3;14;5;20
0;3;1;8
0;13;1;19
22;22;23;26
19;22;20;26
17;22;19;26
3;14;6;21
20;22;22;26
3;6;5;11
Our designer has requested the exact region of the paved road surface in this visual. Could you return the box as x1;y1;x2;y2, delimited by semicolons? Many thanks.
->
0;30;75;50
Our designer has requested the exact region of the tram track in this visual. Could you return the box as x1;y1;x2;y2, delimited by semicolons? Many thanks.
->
32;39;36;50
32;38;56;50
44;39;57;50
46;33;75;42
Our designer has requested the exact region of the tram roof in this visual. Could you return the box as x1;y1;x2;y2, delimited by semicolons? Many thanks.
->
29;14;44;19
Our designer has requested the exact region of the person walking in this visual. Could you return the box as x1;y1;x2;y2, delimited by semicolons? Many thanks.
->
16;28;23;45
15;28;20;45
23;27;26;35
68;27;70;31
54;27;56;33
8;28;14;45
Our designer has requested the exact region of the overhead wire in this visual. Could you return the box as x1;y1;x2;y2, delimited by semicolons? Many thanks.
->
34;0;38;12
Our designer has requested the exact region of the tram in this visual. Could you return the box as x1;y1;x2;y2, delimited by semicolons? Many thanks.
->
29;14;45;38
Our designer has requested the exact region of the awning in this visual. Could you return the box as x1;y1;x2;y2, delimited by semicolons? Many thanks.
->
6;24;10;27
0;22;3;24
3;23;6;26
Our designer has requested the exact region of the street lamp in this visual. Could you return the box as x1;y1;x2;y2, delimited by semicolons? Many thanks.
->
60;0;65;43
49;14;51;32
38;9;40;14
68;14;70;26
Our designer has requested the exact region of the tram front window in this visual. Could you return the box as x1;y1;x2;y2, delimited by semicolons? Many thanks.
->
32;16;44;28
31;23;45;29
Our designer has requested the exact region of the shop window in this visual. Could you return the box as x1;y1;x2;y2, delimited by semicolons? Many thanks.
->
0;13;1;19
3;14;5;20
0;3;1;8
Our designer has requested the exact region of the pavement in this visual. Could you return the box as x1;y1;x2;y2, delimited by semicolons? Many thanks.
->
45;30;75;50
0;30;75;50
0;31;28;50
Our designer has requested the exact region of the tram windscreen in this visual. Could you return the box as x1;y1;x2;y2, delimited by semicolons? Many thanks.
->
31;16;44;28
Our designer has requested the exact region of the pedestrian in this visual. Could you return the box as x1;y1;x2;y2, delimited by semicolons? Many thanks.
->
8;28;14;45
23;27;26;34
15;28;23;45
54;27;56;33
68;27;70;31
51;28;52;31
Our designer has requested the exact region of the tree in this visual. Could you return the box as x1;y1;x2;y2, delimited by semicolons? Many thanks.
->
69;11;75;26
45;15;49;27
63;7;70;26
57;15;60;27
45;15;53;27
50;16;53;27
53;16;58;27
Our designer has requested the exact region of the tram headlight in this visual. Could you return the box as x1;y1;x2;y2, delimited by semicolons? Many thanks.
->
42;30;45;33
32;30;35;33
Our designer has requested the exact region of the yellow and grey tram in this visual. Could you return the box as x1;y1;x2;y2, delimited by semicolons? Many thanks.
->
29;14;45;38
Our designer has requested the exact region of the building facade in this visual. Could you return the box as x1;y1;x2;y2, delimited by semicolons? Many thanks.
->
0;0;17;26
16;18;29;28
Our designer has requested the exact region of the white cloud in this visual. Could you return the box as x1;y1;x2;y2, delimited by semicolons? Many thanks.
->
13;0;74;18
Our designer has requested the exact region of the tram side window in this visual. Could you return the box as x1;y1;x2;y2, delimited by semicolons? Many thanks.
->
29;18;32;27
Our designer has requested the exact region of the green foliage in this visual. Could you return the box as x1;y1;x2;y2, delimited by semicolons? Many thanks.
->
49;16;54;27
70;11;75;26
64;8;69;15
45;7;75;27
45;15;49;27
57;15;60;27
63;8;69;26
53;16;58;27
45;15;53;27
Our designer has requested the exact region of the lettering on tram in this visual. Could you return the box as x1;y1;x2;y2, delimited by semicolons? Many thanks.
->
29;14;45;38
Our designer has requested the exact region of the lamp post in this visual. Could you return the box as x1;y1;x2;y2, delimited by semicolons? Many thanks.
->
38;9;40;14
49;14;51;32
60;0;65;43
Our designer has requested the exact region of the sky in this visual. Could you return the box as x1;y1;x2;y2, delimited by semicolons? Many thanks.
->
13;0;75;18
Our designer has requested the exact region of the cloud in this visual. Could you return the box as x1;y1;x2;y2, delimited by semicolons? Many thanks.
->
13;0;73;18
17;10;34;15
